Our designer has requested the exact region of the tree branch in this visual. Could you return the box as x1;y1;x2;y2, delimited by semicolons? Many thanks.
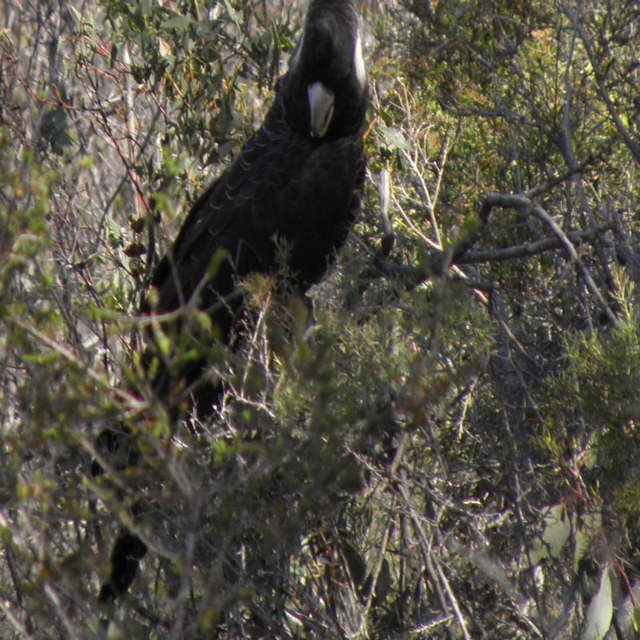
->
478;193;618;326
360;193;615;325
458;224;611;264
575;20;640;164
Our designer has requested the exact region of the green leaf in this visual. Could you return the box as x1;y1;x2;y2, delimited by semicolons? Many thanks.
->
528;503;572;566
342;541;367;586
160;15;192;33
379;125;412;152
581;568;613;640
374;558;391;603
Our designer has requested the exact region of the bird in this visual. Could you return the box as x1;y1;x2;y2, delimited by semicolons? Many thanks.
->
147;0;368;416
95;0;368;605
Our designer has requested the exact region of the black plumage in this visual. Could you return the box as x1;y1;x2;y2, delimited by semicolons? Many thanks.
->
96;0;368;604
148;0;367;414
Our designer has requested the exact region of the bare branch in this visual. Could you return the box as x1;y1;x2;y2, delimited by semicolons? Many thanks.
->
458;224;612;264
479;193;618;326
575;18;640;163
362;197;612;299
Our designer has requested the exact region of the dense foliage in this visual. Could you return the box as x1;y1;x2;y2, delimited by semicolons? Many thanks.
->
2;0;640;637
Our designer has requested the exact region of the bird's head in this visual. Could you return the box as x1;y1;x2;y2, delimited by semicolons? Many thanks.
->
283;0;368;139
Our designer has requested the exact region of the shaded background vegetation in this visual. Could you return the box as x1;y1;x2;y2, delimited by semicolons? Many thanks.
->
2;0;640;637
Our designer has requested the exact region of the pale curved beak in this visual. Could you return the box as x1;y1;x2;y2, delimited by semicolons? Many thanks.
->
308;81;335;138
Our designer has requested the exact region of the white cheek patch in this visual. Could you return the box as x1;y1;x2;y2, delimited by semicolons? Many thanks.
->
353;31;366;90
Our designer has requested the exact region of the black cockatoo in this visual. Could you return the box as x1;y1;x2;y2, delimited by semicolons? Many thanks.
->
96;0;368;604
148;0;368;414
